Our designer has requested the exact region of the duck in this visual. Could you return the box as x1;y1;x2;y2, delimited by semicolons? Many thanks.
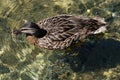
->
13;14;107;50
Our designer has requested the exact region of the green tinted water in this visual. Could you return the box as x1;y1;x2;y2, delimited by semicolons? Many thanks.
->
0;0;120;80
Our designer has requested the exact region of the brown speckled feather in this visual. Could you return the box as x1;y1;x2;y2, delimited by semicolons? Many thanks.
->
26;14;107;49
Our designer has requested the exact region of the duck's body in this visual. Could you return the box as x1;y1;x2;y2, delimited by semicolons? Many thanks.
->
13;14;107;49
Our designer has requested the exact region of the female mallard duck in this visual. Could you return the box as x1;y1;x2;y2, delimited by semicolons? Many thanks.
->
13;14;107;49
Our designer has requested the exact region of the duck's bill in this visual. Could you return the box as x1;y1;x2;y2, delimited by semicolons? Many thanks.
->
12;30;22;36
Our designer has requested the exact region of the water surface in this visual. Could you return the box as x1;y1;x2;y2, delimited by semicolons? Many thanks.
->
0;0;120;80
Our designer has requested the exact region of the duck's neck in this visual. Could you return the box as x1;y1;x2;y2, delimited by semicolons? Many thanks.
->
26;28;47;38
26;29;47;45
34;29;47;38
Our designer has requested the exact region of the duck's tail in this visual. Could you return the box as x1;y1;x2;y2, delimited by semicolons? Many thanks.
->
88;17;107;34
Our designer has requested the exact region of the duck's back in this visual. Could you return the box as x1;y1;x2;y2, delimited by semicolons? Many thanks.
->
32;15;107;49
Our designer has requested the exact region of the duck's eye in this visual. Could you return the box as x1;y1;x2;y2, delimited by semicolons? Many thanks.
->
21;29;28;31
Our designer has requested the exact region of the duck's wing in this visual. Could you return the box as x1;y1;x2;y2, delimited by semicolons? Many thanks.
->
37;15;88;41
36;15;107;49
36;15;88;49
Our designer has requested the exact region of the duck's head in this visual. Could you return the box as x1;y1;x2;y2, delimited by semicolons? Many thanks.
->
13;22;47;38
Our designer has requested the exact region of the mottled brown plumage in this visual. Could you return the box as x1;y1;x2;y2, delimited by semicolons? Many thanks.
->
13;14;107;49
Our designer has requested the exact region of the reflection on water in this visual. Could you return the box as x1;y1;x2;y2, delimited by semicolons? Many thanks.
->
0;0;120;80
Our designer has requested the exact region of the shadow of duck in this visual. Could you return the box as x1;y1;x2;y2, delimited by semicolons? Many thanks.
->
49;39;120;72
62;39;120;72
